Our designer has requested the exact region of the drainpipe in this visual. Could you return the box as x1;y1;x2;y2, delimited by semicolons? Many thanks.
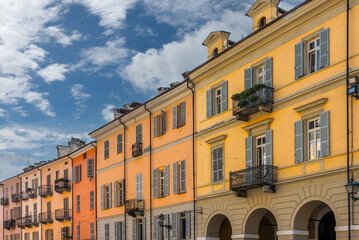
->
35;167;43;240
68;156;74;240
0;183;4;240
184;73;196;240
143;104;153;240
16;176;22;240
346;0;351;239
119;119;127;240
90;142;98;240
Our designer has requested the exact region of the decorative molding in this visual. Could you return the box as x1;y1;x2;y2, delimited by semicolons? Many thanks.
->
196;238;220;240
205;135;227;144
293;98;328;119
276;230;309;236
231;234;259;239
335;225;359;231
242;118;273;135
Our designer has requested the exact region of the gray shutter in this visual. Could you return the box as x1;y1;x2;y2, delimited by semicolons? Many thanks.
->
118;134;123;153
78;165;81;182
114;181;118;207
72;166;77;183
115;222;119;240
244;68;253;90
101;185;104;210
180;160;186;193
320;111;330;157
295;120;304;163
218;148;223;181
90;191;94;209
136;124;142;143
319;28;330;68
136;175;139;200
153;169;158;198
245;136;253;183
154;116;158;138
77;195;80;212
173;162;178;194
179;102;186;126
161;111;166;134
165;165;170;196
265;130;273;166
139;174;143;199
154;216;158;240
166;214;171;240
221;81;228;111
212;148;218;182
295;42;304;79
265;57;273;87
173;106;178;129
109;182;112;208
186;211;191;239
121;179;125;206
142;217;146;240
122;221;126;240
172;213;177;240
50;229;53;240
206;89;213;118
133;220;137;240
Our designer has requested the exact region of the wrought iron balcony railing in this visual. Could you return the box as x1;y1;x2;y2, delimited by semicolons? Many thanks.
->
11;193;21;203
1;197;9;206
32;214;39;227
230;165;278;196
55;209;72;222
39;212;53;224
125;199;145;217
232;86;274;121
18;216;32;228
132;143;143;157
28;188;37;199
38;185;53;198
54;179;71;194
4;219;16;230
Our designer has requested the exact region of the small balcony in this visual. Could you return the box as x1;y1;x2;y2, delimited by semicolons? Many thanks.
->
17;217;24;229
39;212;53;224
17;216;32;228
1;197;9;206
28;188;37;199
4;219;16;230
21;191;29;201
55;209;72;222
230;165;278;197
232;85;274;121
54;179;71;194
11;193;21;203
132;143;143;157
125;199;145;217
32;215;39;227
38;185;53;198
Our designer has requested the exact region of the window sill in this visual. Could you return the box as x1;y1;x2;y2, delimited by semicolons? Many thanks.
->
296;65;329;81
104;157;109;160
117;151;123;154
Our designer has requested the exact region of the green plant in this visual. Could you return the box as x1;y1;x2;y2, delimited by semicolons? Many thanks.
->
238;100;248;108
248;94;259;102
253;83;266;91
239;88;255;99
231;93;241;100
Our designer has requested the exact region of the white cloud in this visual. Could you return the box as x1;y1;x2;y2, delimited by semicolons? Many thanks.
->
12;106;27;117
37;63;69;83
0;108;5;117
70;84;91;119
0;152;36;181
101;104;115;122
133;25;157;37
43;26;82;46
122;10;251;91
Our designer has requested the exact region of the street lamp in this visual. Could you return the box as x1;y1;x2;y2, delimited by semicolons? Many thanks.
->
157;214;171;230
345;178;359;201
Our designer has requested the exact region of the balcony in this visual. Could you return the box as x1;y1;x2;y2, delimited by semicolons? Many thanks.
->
17;216;32;228
21;191;29;201
1;197;9;206
38;185;53;198
230;165;278;197
11;193;21;203
132;143;143;157
4;219;16;230
39;212;53;224
32;215;39;227
125;199;145;217
55;209;72;222
29;188;37;199
232;85;274;121
54;179;71;194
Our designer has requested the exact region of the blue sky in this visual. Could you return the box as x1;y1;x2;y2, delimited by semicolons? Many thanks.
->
0;0;302;180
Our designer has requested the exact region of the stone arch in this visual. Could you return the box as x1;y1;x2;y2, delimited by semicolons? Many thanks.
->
205;212;233;240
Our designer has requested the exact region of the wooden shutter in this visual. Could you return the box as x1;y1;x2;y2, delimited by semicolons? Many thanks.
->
50;229;53;240
186;211;191;239
295;42;304;79
244;68;253;90
161;111;166;135
319;28;330;69
173;162;178;194
221;81;228;111
72;167;77;184
265;130;273;165
101;185;104;210
217;148;223;181
136;124;142;143
78;165;81;182
165;165;170;196
90;191;94;209
142;217;146;240
90;223;95;240
245;136;253;184
172;213;177;240
206;89;213;118
295;120;304;163
122;221;126;240
136;175;139;200
118;134;123;153
212;148;218;182
77;195;80;212
77;225;80;240
115;222;119;240
133;220;137;240
45;230;48;240
108;182;112;208
104;140;109;158
166;214;170;240
153;169;158;198
154;116;158;138
114;181;118;207
173;106;178;129
179;102;186;127
87;159;94;178
265;57;273;87
154;216;158;240
180;160;186;193
121;179;125;206
320;111;330;157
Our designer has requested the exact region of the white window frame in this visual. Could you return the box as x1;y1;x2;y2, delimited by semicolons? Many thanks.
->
255;64;265;85
255;135;266;167
307;117;321;161
306;37;320;74
159;169;165;197
213;86;222;115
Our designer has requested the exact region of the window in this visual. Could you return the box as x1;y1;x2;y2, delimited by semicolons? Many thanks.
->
259;17;266;28
105;224;110;240
153;165;169;198
307;37;320;74
77;224;80;240
105;185;110;208
101;183;112;210
256;135;266;167
90;191;94;209
136;174;142;200
244;57;273;90
32;232;39;240
212;48;219;57
90;223;95;240
73;165;81;183
172;212;191;239
114;180;125;207
255;64;265;85
136;124;142;144
212;147;224;182
24;233;30;240
159;169;165;197
115;222;123;240
87;158;94;178
154;111;166;138
308;118;321;160
83;153;87;159
117;134;123;153
133;218;146;240
56;171;59;180
173;102;186;129
206;81;228;118
64;169;68;180
61;227;70;240
76;195;80;212
104;140;109;159
45;229;53;240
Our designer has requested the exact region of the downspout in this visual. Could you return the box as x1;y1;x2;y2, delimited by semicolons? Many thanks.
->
68;156;74;240
90;142;98;240
35;167;43;240
184;73;196;240
16;176;22;240
143;104;152;240
119;119;127;240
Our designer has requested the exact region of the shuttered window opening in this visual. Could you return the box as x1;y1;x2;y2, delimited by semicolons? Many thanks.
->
102;184;112;209
117;133;123;153
77;225;80;240
136;174;143;200
136;124;142;144
105;223;110;240
206;81;228;118
172;211;191;240
154;111;167;137
114;180;125;207
87;158;94;178
104;140;110;159
90;223;95;240
173;102;186;129
115;222;123;240
153;165;170;198
133;218;146;240
61;227;70;240
76;195;80;212
212;147;224;182
90;191;94;209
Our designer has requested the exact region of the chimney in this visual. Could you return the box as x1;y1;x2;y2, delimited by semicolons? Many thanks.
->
157;87;171;95
114;108;122;119
170;82;180;88
56;138;86;158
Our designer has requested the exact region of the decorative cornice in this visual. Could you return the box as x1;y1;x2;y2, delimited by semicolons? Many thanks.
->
205;134;227;144
242;118;273;135
293;98;328;113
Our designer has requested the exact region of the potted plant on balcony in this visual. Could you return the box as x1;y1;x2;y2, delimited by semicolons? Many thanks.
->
253;83;266;91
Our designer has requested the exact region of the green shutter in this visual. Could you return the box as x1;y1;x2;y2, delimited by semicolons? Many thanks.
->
173;106;178;129
212;148;218;182
121;179;125;206
136;124;142;143
78;165;81;182
154;116;158;138
295;120;304;163
320;111;330;157
153;169;158;198
117;134;123;153
319;28;330;69
221;81;228;111
173;162;178;194
161;111;166;135
244;68;253;90
295;42;304;79
265;57;273;87
206;89;213;118
154;216;158;240
217;148;223;181
265;130;273;165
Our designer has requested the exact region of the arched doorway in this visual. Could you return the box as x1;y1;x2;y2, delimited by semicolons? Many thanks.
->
293;201;336;240
244;208;278;240
206;214;232;240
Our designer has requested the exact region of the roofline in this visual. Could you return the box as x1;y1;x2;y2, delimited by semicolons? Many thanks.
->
183;0;312;78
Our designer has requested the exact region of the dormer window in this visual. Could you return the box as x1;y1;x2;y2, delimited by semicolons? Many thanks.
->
259;17;266;28
212;48;219;57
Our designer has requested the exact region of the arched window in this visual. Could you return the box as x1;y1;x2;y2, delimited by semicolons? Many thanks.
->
213;48;219;57
259;17;266;28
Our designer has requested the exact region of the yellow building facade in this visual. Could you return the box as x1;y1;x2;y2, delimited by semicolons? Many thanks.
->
184;0;359;239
